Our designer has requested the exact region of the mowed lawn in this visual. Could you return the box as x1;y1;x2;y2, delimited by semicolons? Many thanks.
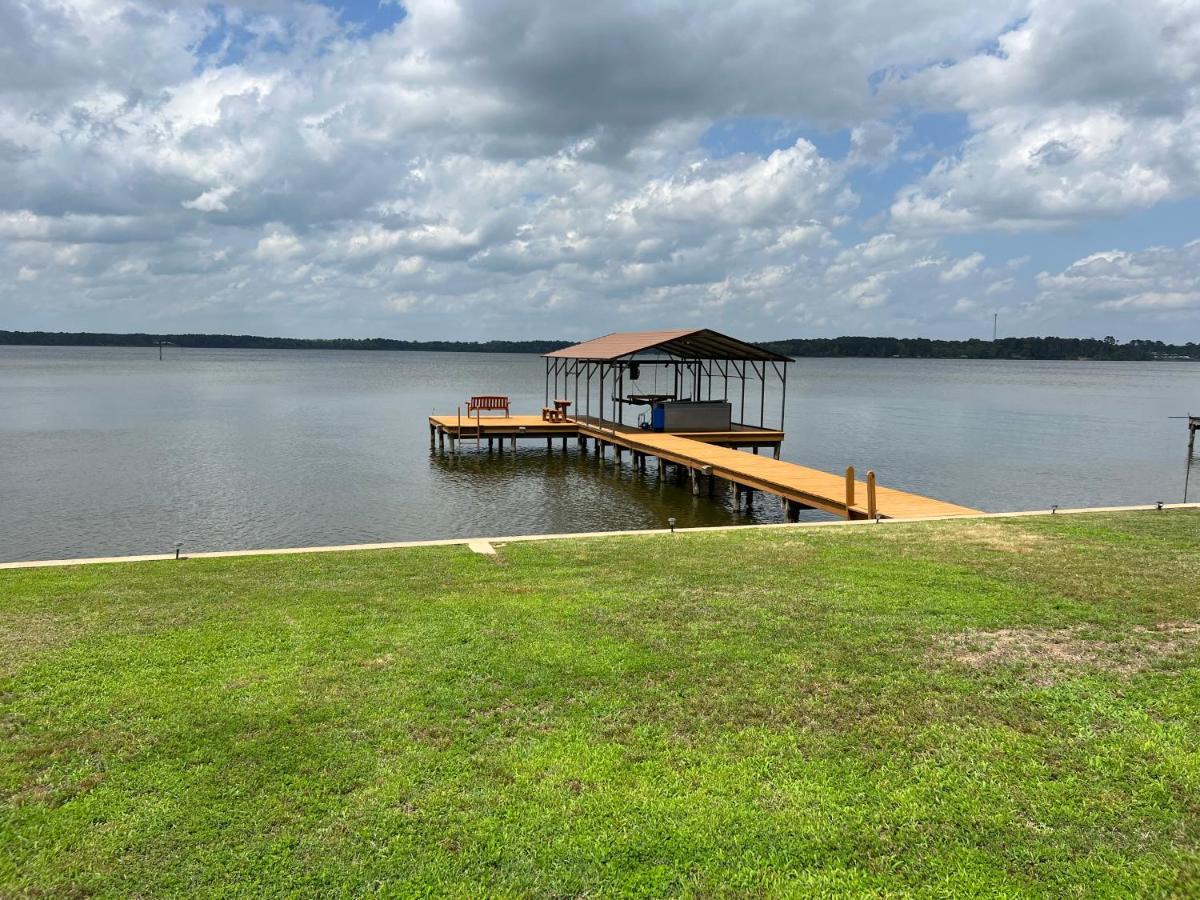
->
2;511;1200;896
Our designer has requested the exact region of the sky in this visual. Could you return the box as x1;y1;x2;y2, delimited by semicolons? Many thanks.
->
3;1;1200;342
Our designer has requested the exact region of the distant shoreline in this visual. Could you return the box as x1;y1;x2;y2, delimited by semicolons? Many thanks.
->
1;330;1196;361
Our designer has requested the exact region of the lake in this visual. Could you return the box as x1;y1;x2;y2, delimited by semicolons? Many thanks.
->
1;345;1196;562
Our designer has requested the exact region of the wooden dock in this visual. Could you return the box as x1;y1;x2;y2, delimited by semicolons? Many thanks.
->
429;413;979;521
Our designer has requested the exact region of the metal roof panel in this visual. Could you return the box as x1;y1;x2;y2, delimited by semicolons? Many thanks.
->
544;329;791;362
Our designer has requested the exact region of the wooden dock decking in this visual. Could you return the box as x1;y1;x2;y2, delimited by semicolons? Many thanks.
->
428;413;980;520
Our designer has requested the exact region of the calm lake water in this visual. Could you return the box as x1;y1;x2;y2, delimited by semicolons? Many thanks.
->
1;345;1197;562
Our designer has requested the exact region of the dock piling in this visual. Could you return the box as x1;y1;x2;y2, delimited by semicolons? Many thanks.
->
866;470;877;519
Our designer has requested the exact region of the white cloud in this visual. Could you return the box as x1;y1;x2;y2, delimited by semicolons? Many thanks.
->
254;227;303;261
182;186;236;213
939;252;984;283
888;1;1200;231
1037;241;1200;315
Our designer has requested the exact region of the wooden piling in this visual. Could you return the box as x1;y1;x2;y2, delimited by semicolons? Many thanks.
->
845;465;856;509
866;470;877;519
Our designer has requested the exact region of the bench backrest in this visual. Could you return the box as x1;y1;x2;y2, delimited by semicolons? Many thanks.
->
467;395;510;414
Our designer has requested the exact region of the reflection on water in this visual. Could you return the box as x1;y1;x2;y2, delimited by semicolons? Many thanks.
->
2;345;1198;561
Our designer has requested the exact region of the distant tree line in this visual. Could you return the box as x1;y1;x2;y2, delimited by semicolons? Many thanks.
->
761;335;1199;361
0;330;570;355
1;330;1197;360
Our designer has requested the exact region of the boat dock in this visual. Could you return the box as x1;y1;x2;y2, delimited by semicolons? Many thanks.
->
428;413;979;521
426;328;980;522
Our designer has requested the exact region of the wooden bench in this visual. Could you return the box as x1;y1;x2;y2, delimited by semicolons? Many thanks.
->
466;395;510;417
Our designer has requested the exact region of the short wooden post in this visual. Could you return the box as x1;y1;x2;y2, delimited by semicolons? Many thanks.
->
438;428;445;451
773;445;781;460
429;423;436;449
547;437;552;450
690;468;700;495
511;435;517;452
845;465;856;509
866;470;877;519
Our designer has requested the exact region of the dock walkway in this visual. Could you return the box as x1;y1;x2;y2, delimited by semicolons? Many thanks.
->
428;413;979;520
579;423;977;519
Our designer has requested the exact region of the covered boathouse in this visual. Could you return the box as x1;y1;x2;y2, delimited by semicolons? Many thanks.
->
543;328;792;435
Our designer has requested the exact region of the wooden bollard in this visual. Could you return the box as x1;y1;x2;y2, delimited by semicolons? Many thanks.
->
866;470;877;519
845;465;856;508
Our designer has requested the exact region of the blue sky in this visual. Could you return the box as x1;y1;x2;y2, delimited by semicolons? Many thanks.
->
2;0;1199;341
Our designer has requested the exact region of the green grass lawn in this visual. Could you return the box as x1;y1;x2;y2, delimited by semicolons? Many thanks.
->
3;511;1200;896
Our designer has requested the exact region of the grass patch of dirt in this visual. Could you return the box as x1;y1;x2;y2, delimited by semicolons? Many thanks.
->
938;622;1200;684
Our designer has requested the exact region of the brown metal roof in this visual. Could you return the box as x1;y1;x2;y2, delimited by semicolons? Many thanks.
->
544;329;792;362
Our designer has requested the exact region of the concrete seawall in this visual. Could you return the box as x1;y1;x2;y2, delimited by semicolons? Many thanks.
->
1;503;1196;571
